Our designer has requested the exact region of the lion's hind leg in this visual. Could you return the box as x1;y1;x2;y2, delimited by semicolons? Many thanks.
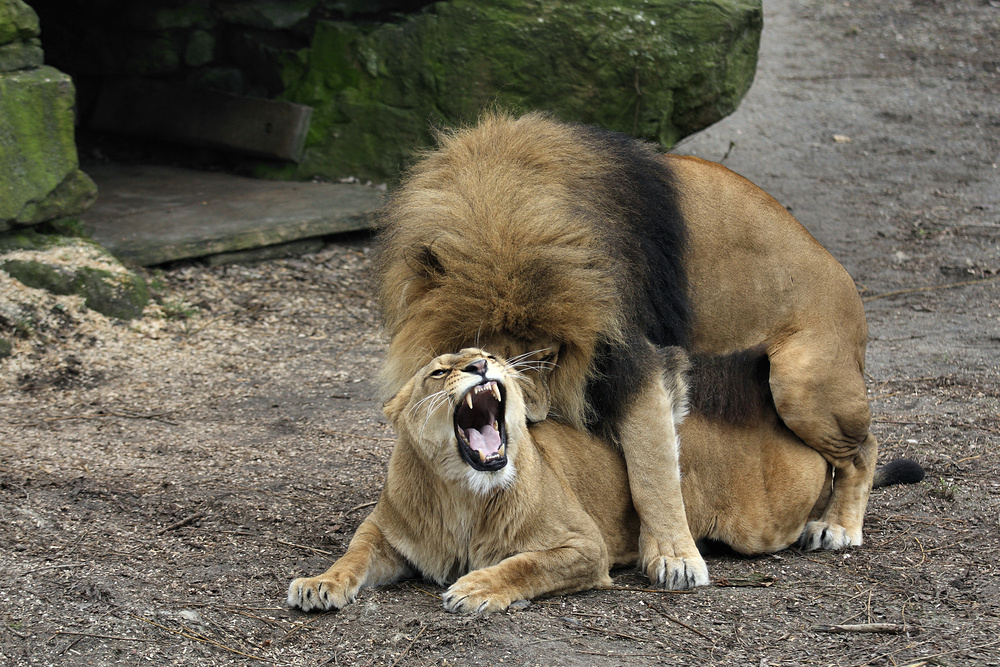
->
798;432;878;549
767;331;876;549
288;519;412;612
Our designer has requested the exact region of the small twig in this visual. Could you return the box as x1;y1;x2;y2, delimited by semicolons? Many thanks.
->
157;512;205;535
17;562;88;577
322;430;395;443
129;614;276;663
54;630;153;642
651;604;711;640
862;275;999;302
275;539;334;557
277;611;335;643
600;586;693;595
812;623;905;634
345;500;378;515
560;617;659;644
408;583;442;600
389;625;426;667
5;623;29;639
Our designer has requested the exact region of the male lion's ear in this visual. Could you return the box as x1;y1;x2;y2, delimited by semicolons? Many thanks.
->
406;244;445;281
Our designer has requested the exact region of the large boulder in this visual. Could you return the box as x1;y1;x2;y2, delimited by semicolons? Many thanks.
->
275;0;763;181
0;0;96;231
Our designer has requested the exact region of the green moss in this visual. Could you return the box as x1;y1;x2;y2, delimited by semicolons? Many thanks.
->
0;234;151;320
269;0;761;182
0;0;39;46
0;258;77;294
74;267;149;320
0;67;81;226
0;37;42;71
14;169;98;225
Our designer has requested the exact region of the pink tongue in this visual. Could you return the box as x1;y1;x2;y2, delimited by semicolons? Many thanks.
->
467;425;501;456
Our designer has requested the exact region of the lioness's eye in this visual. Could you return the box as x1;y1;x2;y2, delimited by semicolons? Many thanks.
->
429;368;448;378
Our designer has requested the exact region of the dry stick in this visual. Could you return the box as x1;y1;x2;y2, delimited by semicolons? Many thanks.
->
157;512;205;535
345;500;378;515
408;583;442;600
129;614;276;663
322;430;395;443
277;611;335;644
389;625;426;667
600;586;692;595
862;275;999;302
54;630;153;642
274;539;334;557
812;623;906;634
560;618;660;644
652;605;711;640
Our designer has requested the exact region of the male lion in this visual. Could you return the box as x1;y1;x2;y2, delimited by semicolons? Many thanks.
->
287;349;921;613
372;112;877;589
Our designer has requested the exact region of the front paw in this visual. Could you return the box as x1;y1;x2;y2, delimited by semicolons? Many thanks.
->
287;574;358;612
442;574;516;614
644;554;710;590
798;520;860;551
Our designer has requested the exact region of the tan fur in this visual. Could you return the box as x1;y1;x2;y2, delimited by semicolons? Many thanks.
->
287;349;830;613
372;112;877;559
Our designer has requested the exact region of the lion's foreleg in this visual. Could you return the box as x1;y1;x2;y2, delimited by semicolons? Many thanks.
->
287;518;412;612
799;433;878;549
618;379;709;590
441;540;610;613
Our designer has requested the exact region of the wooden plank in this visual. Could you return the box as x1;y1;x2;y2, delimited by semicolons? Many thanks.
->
81;164;384;266
89;80;313;162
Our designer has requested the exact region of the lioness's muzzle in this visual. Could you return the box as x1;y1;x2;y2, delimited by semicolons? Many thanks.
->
454;379;507;471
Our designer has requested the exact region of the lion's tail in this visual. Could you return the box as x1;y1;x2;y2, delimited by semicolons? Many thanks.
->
872;458;926;488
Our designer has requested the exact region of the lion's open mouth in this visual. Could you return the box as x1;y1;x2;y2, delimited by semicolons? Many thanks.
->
454;379;507;471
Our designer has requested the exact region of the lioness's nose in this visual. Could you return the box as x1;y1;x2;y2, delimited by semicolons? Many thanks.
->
464;359;488;376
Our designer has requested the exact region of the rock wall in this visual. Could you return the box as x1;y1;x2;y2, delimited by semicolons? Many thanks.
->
27;0;762;182
0;0;96;230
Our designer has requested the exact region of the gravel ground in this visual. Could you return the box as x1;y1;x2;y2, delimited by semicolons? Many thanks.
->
2;0;998;664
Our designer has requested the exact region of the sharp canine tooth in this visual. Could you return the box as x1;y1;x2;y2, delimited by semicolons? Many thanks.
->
478;449;486;463
466;393;473;409
491;384;501;402
498;444;505;458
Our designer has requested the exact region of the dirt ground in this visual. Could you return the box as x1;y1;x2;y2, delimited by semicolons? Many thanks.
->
2;0;998;664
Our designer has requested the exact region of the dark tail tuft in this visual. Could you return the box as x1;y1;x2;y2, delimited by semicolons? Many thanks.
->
872;458;926;488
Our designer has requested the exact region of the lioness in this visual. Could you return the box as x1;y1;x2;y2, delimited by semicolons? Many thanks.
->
373;111;878;589
287;349;921;613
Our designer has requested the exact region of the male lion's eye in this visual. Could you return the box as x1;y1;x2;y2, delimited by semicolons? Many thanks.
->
429;368;448;378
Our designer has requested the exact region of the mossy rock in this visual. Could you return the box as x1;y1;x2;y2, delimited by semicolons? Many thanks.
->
0;66;95;228
0;234;150;320
0;0;39;46
272;0;762;181
73;267;150;321
0;337;11;359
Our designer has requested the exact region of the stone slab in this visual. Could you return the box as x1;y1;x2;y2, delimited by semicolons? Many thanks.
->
81;164;383;266
89;79;313;162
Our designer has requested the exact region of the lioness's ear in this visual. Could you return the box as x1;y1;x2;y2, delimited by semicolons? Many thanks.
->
519;373;551;423
383;381;415;422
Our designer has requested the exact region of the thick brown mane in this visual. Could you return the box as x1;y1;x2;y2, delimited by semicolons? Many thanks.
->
372;111;689;433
